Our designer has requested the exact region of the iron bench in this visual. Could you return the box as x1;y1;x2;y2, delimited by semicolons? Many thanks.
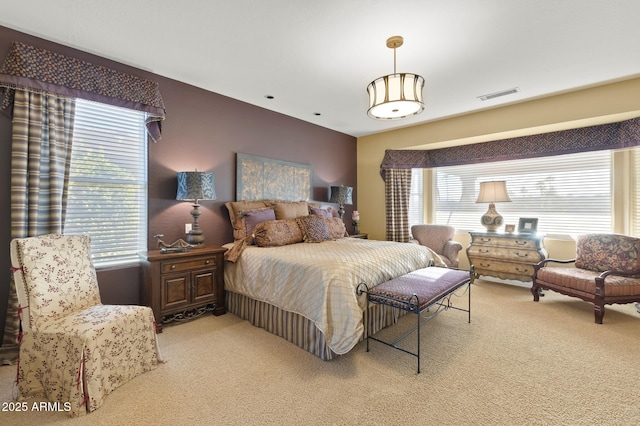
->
357;266;472;373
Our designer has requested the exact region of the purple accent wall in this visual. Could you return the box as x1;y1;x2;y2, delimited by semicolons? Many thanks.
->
0;25;356;343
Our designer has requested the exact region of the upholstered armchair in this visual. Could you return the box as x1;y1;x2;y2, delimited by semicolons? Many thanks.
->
411;224;463;268
532;233;640;324
10;234;161;416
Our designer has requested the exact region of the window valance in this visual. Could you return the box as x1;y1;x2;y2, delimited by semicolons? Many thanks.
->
380;116;640;178
0;41;165;141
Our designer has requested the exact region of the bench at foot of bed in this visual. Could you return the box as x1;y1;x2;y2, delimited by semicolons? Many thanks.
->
356;266;473;374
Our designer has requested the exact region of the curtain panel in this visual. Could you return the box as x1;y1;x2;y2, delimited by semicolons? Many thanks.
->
0;41;165;141
384;168;412;242
2;90;76;364
380;116;640;176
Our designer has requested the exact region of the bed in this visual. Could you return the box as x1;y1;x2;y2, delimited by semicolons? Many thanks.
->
223;154;441;359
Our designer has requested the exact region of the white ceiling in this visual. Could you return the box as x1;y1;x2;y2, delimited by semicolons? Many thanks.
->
1;0;639;137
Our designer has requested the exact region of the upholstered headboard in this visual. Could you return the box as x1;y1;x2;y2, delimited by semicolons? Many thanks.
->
236;153;312;202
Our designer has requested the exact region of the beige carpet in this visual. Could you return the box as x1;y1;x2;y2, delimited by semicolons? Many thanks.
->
1;279;639;425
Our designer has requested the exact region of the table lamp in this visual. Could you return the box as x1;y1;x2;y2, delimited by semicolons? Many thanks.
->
176;171;216;247
476;180;511;232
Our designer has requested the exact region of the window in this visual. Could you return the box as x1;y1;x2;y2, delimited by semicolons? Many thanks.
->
434;150;612;236
64;99;148;266
408;168;424;229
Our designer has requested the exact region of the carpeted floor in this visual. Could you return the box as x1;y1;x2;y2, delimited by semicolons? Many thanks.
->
1;279;638;425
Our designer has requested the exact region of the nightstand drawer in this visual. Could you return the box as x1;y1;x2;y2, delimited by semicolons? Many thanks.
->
161;256;216;274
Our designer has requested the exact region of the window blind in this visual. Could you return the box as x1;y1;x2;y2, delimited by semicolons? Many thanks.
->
64;99;148;266
434;150;611;236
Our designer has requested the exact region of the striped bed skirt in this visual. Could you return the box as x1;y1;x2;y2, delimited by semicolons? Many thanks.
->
226;291;405;360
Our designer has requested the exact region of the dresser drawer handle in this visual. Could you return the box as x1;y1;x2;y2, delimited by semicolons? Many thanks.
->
515;266;531;273
480;262;491;267
515;252;529;258
205;260;210;265
479;249;490;253
480;237;492;243
171;264;176;270
515;240;529;246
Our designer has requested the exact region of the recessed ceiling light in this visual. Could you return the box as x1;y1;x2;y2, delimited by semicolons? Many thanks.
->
264;95;274;99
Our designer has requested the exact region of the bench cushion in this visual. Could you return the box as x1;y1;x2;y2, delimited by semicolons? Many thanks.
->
369;267;470;312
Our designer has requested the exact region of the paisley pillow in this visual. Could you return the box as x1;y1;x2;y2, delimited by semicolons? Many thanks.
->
297;215;332;243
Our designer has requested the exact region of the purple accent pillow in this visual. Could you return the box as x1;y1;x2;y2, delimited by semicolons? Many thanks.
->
242;208;276;241
309;207;332;218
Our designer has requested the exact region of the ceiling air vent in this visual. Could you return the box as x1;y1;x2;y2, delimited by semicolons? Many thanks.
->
478;87;520;101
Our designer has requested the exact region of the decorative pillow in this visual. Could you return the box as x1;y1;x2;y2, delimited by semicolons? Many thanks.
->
309;207;332;219
297;215;332;243
253;218;304;247
326;217;348;239
236;208;276;243
271;201;309;220
226;200;272;239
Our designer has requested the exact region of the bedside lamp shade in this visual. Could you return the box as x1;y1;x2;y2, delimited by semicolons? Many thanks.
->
177;171;216;202
177;171;216;247
329;185;353;219
476;181;511;232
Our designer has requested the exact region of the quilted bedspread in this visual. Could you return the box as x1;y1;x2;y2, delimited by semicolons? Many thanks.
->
224;238;440;355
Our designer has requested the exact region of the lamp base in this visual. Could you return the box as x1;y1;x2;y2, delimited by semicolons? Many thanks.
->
481;203;504;232
186;230;205;247
187;202;205;247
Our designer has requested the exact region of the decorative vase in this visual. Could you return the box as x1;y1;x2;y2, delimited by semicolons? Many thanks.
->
481;203;503;232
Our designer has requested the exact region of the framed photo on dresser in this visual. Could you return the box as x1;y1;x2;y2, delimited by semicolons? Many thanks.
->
518;218;538;234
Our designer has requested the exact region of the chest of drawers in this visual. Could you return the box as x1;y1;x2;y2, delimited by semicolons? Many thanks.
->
467;231;547;282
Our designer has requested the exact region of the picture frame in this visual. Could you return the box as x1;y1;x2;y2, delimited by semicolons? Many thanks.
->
518;218;538;234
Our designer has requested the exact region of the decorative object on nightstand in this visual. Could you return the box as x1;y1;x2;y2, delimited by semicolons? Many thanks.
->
367;35;425;120
352;210;360;234
139;246;227;331
176;171;216;247
329;184;353;220
476;180;511;232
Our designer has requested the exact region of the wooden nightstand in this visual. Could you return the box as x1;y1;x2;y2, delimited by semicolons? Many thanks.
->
139;246;226;331
349;233;368;239
466;231;547;283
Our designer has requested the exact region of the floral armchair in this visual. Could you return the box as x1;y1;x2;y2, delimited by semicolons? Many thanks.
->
10;234;161;416
410;224;463;268
532;233;640;324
